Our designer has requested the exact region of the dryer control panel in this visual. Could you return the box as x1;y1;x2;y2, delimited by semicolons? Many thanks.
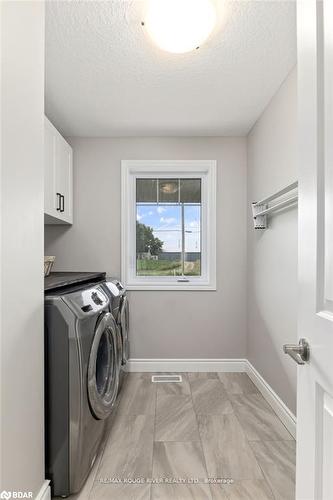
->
62;286;109;318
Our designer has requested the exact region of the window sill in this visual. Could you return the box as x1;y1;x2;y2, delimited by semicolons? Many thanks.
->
125;283;217;291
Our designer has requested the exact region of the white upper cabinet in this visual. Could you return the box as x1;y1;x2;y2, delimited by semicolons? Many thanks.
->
44;117;73;224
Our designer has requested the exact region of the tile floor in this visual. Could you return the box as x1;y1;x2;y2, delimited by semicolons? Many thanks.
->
73;372;295;500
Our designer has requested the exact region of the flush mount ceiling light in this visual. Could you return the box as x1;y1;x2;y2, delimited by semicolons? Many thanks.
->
160;182;178;194
142;0;217;54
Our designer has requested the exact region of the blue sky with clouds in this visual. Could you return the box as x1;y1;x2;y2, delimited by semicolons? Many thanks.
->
136;204;201;252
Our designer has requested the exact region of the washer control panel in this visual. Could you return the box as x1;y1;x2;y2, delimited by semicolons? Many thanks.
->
104;281;120;297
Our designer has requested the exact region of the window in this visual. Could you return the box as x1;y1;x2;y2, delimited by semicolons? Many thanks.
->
121;160;216;290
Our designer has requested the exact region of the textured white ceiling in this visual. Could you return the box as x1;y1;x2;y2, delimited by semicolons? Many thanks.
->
45;0;297;137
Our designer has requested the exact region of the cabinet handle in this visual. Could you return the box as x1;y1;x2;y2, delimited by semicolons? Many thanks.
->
56;192;61;211
60;194;65;213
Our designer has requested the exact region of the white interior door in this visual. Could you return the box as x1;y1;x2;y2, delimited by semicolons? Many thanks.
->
296;0;333;499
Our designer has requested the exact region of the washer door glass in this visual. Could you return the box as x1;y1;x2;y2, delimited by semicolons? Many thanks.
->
88;313;119;420
119;295;129;364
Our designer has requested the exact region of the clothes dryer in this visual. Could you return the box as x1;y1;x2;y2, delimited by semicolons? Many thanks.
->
45;283;119;497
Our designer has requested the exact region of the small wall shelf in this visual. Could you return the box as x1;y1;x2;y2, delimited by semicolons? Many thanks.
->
252;181;298;229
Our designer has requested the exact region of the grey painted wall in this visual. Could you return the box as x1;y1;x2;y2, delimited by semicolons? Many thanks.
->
1;2;45;495
45;137;248;359
247;68;298;414
44;74;298;413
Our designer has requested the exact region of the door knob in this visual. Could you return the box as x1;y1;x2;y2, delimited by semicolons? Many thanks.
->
283;338;310;365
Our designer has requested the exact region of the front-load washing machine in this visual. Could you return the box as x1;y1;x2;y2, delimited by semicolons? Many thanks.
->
45;283;120;497
100;279;129;390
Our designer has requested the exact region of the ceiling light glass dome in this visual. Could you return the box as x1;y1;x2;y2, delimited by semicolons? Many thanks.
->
144;0;217;54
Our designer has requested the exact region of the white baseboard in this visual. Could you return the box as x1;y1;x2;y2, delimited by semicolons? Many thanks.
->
127;357;296;438
245;360;296;439
35;480;51;500
126;358;247;373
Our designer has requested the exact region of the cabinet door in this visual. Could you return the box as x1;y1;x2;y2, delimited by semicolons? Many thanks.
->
44;118;58;217
55;135;73;224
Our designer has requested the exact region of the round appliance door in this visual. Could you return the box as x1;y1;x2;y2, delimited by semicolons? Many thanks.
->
87;312;119;420
119;295;129;364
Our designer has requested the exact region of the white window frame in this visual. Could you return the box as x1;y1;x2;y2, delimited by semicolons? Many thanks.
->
121;160;216;291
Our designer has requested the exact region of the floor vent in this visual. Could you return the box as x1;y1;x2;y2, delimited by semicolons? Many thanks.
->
151;375;182;383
